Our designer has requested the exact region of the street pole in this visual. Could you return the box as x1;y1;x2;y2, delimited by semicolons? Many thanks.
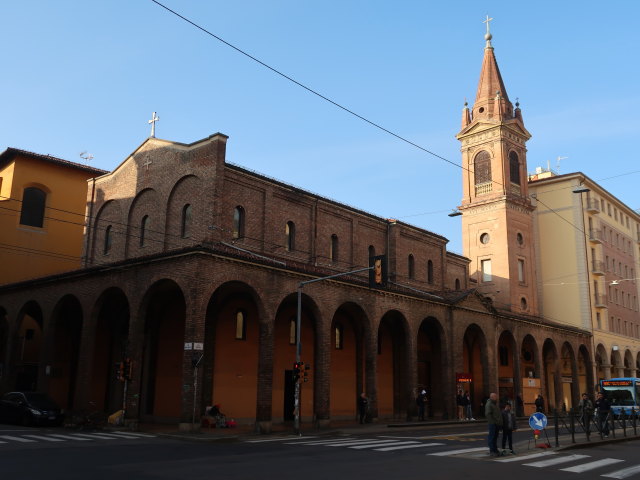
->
293;266;372;436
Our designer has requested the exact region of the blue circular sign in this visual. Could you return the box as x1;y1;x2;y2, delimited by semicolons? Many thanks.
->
529;412;548;430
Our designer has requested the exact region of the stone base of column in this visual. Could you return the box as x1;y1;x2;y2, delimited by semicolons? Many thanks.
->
315;418;331;429
257;421;272;434
178;422;200;432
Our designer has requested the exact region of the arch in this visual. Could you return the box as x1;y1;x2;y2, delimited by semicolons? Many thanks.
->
509;151;521;185
126;188;162;258
595;343;609;382
377;310;410;419
560;342;578;410
19;186;47;227
474;150;492;186
577;344;594;398
497;330;518;410
90;287;130;413
203;281;265;423
14;301;45;391
418;316;448;418
272;292;320;423
233;206;246;239
462;324;488;417
165;175;201;248
542;339;559;411
520;334;540;415
139;279;186;421
92;200;124;262
329;302;369;420
624;349;634;377
611;349;624;378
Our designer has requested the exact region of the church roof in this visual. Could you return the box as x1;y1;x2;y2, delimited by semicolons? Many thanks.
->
475;43;509;104
0;147;108;175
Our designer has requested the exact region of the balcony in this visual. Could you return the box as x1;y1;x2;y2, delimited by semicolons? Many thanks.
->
591;260;605;275
510;182;522;196
475;182;493;196
594;294;608;308
586;199;600;213
589;229;603;244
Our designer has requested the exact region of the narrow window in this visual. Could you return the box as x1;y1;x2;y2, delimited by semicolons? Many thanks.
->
474;151;492;185
233;206;245;239
368;245;375;258
427;260;434;284
408;254;415;279
235;310;246;340
285;221;296;251
181;204;192;238
330;234;338;262
509;151;520;185
104;225;113;254
481;259;492;282
455;278;461;290
518;259;525;283
520;297;528;310
19;187;46;227
140;215;150;247
289;319;296;345
335;324;343;350
596;312;601;329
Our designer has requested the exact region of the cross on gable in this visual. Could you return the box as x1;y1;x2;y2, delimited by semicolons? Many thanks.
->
142;159;152;171
148;112;159;138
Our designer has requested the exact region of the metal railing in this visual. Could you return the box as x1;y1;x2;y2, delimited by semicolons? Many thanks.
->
551;408;639;446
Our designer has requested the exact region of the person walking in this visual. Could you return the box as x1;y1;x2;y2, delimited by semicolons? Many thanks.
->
485;392;503;456
357;392;369;424
464;391;475;420
456;389;465;420
535;394;545;413
501;403;518;454
416;389;427;421
595;392;611;438
578;393;594;436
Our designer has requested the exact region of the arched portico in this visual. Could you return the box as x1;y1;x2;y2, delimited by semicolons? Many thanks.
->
377;310;410;419
462;323;488;417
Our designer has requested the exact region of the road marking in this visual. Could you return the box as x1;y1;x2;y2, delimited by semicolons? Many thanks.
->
417;431;488;439
47;434;93;441
524;454;591;467
71;433;119;440
247;436;318;443
374;442;445;452
100;432;154;439
22;435;65;442
560;458;624;473
109;432;156;438
75;432;140;439
0;435;37;443
349;441;419;450
496;452;557;463
428;447;487;456
602;464;640;479
284;438;356;445
326;439;404;447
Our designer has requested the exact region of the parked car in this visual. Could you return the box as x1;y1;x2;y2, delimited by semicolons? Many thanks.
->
0;392;64;426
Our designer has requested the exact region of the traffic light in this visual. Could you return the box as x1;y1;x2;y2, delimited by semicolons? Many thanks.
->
303;363;311;383
369;255;387;288
293;362;302;383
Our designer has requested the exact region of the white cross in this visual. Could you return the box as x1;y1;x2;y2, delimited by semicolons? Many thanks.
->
483;15;493;35
143;159;152;171
148;112;159;138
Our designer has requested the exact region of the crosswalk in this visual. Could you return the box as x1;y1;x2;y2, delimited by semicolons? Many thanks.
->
0;431;155;446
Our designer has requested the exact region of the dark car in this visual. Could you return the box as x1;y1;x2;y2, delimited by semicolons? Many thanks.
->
0;392;64;426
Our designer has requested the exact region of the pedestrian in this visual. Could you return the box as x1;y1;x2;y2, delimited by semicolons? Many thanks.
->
464;391;475;420
595;392;611;438
456;389;465;420
578;393;594;435
485;392;503;456
535;394;544;413
416;389;427;421
358;392;369;424
501;403;517;454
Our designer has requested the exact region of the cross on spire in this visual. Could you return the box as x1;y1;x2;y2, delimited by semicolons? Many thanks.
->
483;15;493;47
148;112;159;138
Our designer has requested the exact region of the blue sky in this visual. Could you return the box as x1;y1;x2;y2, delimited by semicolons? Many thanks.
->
2;0;639;254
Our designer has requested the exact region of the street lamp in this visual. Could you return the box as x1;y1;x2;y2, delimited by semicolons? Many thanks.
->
448;209;462;217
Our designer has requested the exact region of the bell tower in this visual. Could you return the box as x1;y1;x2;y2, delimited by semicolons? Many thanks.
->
456;19;538;315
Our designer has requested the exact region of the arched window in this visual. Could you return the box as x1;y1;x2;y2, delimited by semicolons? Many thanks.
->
235;310;246;340
427;260;434;284
455;278;461;290
140;215;150;247
233;206;245;239
104;225;113;254
285;221;296;251
474;151;492;186
408;254;415;279
330;234;338;262
368;245;375;258
181;204;192;238
20;187;46;227
509;151;520;185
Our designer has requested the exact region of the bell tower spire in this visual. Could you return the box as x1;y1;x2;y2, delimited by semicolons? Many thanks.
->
455;19;538;316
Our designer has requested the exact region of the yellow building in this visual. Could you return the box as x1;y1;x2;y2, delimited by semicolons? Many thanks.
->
0;148;106;285
529;170;640;384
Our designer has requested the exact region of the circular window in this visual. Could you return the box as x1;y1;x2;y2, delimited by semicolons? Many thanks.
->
479;107;485;113
480;233;490;244
516;233;524;245
520;297;528;310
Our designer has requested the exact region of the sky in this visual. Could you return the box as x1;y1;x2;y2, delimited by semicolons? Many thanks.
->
1;0;639;255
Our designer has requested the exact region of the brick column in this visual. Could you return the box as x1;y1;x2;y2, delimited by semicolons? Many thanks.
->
364;322;378;421
256;319;274;433
314;324;331;428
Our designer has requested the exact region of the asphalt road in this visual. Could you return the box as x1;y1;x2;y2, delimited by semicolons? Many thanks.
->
1;423;639;480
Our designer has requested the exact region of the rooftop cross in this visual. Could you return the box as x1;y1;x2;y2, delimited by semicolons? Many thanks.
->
483;15;493;47
148;112;160;138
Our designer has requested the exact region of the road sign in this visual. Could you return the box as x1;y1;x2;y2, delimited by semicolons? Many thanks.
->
529;412;548;430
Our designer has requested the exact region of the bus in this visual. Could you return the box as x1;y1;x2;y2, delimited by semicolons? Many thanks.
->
599;378;640;416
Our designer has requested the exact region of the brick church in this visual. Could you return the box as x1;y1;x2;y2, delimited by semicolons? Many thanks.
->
0;28;593;431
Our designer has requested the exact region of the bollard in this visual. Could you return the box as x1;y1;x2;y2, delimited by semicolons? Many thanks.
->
570;408;575;444
621;409;627;437
611;411;616;439
554;409;559;447
633;408;637;436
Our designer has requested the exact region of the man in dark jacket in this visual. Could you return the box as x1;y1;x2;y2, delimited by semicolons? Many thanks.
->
501;403;518;454
535;394;544;413
358;392;368;424
595;392;611;437
485;392;503;456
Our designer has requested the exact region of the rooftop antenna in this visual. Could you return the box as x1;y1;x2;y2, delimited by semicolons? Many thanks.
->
556;156;568;173
79;151;94;164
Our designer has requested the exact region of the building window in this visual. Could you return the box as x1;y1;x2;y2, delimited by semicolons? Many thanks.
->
181;204;192;238
610;316;615;332
104;225;113;254
521;297;528;310
285;221;296;251
233;206;245;239
368;245;375;258
509;151;520;185
499;346;509;366
596;312;601;329
481;259;492;282
427;260;434;284
140;215;150;247
335;324;343;350
408;254;415;279
19;187;46;228
330;234;338;262
455;278;461;290
516;232;524;245
518;259;525;283
480;232;490;244
474;151;492;186
235;310;246;340
289;319;296;345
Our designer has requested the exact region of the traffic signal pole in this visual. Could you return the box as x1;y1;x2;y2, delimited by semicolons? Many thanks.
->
294;266;372;435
